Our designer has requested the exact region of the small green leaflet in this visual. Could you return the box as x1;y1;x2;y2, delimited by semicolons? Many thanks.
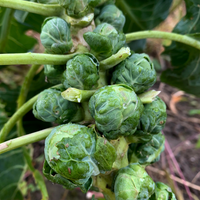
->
161;0;200;97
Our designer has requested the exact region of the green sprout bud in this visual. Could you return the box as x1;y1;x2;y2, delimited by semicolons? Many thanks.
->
40;17;73;54
83;23;126;60
33;88;83;124
44;124;117;185
150;182;177;200
44;64;65;84
114;163;155;200
58;0;93;18
62;54;99;90
89;85;144;139
111;53;157;94
128;132;165;166
135;96;167;142
95;4;125;31
45;124;99;185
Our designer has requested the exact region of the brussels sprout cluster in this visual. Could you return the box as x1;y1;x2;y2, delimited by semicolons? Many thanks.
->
33;1;176;199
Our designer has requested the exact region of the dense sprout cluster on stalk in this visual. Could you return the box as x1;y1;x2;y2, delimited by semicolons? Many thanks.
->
31;0;177;199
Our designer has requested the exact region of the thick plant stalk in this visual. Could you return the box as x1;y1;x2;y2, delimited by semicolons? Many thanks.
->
0;128;53;154
0;0;63;16
126;30;200;50
92;175;116;200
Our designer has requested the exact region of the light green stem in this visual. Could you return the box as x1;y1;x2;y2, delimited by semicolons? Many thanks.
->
0;0;63;16
0;53;78;66
0;128;53;155
0;8;14;53
126;30;200;50
61;88;96;103
138;90;161;104
16;65;49;199
0;95;38;143
99;47;131;71
17;64;41;136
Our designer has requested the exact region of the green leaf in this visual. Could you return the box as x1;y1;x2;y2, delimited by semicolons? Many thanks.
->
0;148;26;200
115;0;172;52
13;0;46;33
115;0;173;33
0;7;37;53
161;0;200;97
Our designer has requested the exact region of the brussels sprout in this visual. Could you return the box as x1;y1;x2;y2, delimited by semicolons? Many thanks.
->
44;64;65;84
40;17;73;54
111;53;157;94
44;124;117;185
114;163;155;200
33;88;83;124
128;132;165;165
83;23;126;60
134;96;167;142
58;0;93;18
62;54;99;90
45;124;99;185
150;182;177;200
95;4;125;31
89;85;144;139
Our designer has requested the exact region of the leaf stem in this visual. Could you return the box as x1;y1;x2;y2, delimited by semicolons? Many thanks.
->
61;88;96;103
99;47;131;71
0;0;63;16
0;95;38;143
126;30;200;50
0;128;53;154
0;52;78;66
17;64;41;136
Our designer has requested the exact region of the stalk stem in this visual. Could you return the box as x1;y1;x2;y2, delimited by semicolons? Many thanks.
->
0;128;53;154
0;0;63;16
0;53;78;66
17;64;41;137
126;30;200;50
0;95;38;143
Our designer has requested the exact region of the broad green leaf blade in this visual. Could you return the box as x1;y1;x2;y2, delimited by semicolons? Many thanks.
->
14;0;45;33
161;0;200;97
0;148;26;200
0;7;37;53
115;0;172;52
115;0;173;33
